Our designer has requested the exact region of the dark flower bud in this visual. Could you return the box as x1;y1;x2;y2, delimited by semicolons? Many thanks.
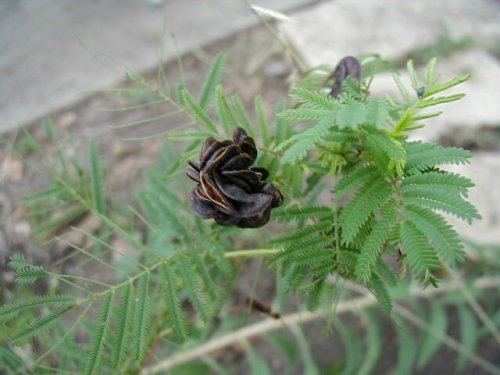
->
329;56;361;98
187;127;283;228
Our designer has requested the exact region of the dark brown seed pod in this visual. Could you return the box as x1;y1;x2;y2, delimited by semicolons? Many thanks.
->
187;127;283;228
329;56;361;98
245;297;280;319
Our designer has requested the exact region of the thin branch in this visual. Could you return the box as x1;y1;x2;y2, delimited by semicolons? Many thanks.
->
142;276;500;374
224;248;278;259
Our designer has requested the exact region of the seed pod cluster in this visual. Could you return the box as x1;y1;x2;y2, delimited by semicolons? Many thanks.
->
187;127;283;228
329;56;361;98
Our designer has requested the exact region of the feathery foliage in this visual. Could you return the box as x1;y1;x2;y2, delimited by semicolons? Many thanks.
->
0;295;75;322
180;89;218;134
198;53;225;110
12;305;75;345
83;291;114;375
163;264;188;341
111;283;134;369
133;272;152;363
3;48;492;375
89;140;106;215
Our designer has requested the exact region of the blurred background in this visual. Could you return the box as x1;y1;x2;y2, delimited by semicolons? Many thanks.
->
1;0;500;374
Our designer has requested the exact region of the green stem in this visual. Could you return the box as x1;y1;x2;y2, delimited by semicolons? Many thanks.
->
224;248;279;259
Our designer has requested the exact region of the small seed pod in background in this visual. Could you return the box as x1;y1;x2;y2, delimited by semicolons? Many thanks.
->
417;86;426;98
329;56;362;98
187;127;283;228
245;297;280;319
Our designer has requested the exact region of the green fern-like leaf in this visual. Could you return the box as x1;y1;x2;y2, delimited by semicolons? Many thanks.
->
364;127;406;175
275;100;293;146
290;87;337;110
181;89;218;134
8;253;29;270
355;199;399;283
322;130;359;144
0;346;24;372
405;141;471;173
208;240;233;277
283;264;309;293
402;171;474;197
270;220;333;247
198;53;225;110
163;264;187;341
340;177;393;244
230;95;255;137
403;205;465;266
271;205;333;222
293;247;334;268
133;272;151;362
374;259;398;286
423;73;471;98
0;295;75;322
278;108;332;122
33;205;87;238
417;93;466;109
269;223;332;270
83;291;114;375
216;85;238;136
279;114;337;164
340;76;363;100
146;171;183;207
368;274;393;314
15;265;49;285
189;251;216;300
176;254;209;322
402;185;480;223
111;283;134;370
89;140;106;215
400;221;441;282
365;100;390;127
12;304;75;345
165;130;212;141
255;95;271;148
336;102;366;128
348;215;375;250
333;165;378;200
280;163;303;198
424;58;438;86
305;278;326;312
270;237;332;268
140;191;191;240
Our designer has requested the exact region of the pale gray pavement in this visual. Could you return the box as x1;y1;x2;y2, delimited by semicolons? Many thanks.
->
0;0;318;133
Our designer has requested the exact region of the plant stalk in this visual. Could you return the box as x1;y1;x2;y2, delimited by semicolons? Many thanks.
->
224;248;279;259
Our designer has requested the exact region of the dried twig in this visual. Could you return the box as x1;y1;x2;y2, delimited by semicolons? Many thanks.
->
142;276;500;374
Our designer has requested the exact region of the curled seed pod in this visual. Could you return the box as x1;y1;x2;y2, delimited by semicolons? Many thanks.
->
329;56;361;98
187;127;283;228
